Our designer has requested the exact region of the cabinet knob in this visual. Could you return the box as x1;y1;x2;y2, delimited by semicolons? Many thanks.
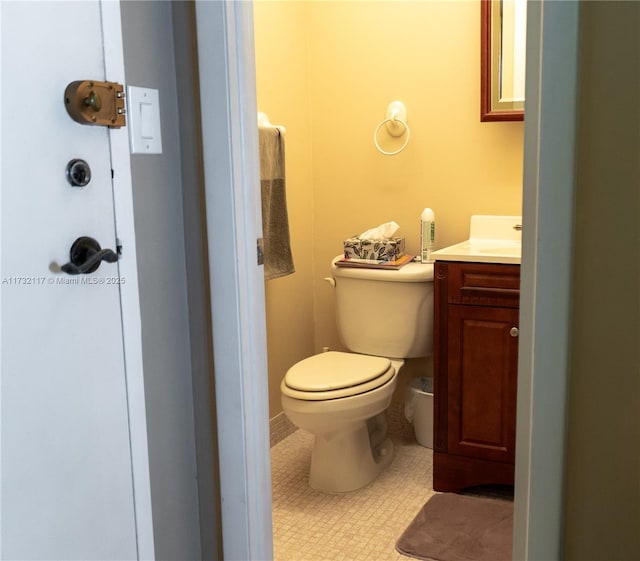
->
510;327;519;337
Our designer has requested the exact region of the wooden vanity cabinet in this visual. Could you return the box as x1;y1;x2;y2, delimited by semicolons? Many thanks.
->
433;261;520;492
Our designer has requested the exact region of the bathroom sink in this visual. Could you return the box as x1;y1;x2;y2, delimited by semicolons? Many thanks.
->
432;215;522;265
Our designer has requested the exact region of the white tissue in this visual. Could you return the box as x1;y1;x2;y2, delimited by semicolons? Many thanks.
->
359;221;399;240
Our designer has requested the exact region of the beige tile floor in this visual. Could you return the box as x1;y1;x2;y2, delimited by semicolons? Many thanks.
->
270;429;436;561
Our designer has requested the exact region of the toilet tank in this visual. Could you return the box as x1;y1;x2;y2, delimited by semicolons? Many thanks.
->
330;257;434;358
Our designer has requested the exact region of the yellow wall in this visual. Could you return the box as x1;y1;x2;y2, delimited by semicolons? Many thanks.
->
254;1;523;418
254;1;316;417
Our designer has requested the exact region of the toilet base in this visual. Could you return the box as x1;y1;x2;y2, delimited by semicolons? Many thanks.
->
309;418;395;493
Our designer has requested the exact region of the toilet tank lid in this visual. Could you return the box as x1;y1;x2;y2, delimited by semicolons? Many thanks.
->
284;351;392;392
331;256;434;282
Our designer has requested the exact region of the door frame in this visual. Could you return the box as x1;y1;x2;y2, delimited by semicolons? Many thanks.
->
513;1;579;558
194;1;580;559
94;3;156;558
194;2;273;560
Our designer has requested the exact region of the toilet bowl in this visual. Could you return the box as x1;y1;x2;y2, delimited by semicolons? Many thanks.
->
281;351;403;493
281;257;434;493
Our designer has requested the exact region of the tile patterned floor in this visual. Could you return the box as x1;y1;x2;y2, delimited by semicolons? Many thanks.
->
270;429;436;561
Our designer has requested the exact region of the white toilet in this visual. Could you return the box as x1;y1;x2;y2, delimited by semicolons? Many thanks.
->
281;256;434;493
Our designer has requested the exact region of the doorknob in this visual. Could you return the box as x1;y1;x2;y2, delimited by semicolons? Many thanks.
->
61;236;118;275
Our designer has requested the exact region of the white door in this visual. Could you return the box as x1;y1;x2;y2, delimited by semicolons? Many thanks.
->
1;2;147;559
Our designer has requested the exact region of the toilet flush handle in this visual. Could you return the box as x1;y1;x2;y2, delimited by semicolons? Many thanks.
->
323;277;336;287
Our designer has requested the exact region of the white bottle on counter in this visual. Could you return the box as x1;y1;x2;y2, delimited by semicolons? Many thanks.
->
420;208;435;263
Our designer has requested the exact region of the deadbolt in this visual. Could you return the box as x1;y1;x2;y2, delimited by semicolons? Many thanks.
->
66;159;91;187
64;80;126;128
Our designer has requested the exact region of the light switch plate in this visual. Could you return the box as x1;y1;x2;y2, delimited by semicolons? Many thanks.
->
127;86;162;154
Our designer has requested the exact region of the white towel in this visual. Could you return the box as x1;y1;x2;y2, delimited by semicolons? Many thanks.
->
259;127;294;280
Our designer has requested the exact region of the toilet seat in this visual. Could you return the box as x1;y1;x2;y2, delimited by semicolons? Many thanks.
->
281;351;395;401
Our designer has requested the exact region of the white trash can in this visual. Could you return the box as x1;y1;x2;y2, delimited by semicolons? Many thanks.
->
405;377;434;448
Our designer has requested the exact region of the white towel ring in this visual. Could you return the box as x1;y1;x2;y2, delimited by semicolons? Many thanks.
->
373;101;410;156
374;117;410;155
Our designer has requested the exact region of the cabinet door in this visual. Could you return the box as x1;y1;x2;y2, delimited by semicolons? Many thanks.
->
447;305;518;463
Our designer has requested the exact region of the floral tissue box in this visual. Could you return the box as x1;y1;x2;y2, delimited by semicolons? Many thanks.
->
343;236;405;261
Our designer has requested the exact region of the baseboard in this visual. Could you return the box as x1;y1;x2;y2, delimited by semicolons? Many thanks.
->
270;411;297;448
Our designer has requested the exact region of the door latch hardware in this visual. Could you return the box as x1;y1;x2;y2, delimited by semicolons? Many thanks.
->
65;159;91;187
64;80;126;128
61;236;119;275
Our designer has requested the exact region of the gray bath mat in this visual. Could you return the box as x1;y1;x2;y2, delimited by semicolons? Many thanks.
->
396;493;513;561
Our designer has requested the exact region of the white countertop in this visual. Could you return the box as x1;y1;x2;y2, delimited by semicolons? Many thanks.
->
431;215;522;265
432;239;521;264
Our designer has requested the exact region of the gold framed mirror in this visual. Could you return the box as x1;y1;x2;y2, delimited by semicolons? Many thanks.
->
481;0;526;122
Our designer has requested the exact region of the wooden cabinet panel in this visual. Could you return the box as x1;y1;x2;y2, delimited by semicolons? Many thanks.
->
447;305;518;463
433;261;520;492
445;261;520;308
